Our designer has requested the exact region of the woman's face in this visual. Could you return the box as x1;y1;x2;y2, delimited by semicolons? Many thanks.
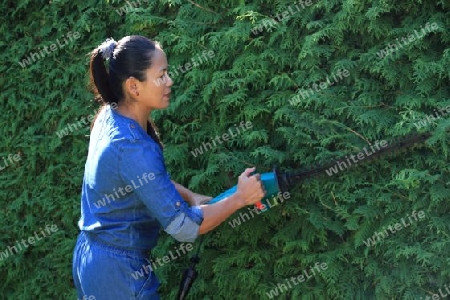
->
136;46;173;110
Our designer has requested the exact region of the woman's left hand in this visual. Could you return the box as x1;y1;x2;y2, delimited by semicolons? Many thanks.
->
171;180;213;206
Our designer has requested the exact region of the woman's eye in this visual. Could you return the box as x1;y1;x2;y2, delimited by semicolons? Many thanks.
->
160;71;167;79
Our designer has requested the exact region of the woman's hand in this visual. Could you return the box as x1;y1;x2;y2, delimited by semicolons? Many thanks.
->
197;167;265;235
234;167;266;207
172;180;212;206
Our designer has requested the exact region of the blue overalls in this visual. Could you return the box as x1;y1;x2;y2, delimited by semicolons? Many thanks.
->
72;105;203;299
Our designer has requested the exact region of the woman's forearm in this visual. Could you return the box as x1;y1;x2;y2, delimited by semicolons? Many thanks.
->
174;167;265;236
172;180;244;234
198;193;244;234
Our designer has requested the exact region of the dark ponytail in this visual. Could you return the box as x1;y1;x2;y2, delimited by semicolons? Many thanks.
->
89;47;118;105
88;36;163;149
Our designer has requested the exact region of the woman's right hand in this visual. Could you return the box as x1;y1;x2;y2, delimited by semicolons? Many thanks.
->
235;167;266;207
197;167;266;235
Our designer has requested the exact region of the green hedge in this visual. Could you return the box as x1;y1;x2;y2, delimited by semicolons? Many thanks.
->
1;0;450;299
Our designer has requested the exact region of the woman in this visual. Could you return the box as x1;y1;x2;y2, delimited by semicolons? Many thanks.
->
72;35;265;300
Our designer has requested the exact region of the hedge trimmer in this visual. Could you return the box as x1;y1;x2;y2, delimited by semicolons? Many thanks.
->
177;131;433;299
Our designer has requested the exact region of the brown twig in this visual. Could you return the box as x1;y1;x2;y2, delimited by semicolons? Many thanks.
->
345;126;371;145
188;0;219;14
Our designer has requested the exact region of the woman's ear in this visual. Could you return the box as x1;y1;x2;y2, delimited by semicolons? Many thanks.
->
124;77;140;98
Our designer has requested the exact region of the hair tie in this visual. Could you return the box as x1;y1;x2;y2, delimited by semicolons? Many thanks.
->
99;38;117;60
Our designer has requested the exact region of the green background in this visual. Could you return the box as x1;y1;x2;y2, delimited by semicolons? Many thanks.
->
1;0;449;299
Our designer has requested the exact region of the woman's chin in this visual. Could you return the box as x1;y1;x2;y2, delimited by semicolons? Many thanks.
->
160;99;170;109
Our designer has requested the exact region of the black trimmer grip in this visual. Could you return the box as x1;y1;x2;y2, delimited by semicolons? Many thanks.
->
177;256;200;300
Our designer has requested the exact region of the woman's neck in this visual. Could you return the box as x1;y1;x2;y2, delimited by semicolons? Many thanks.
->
115;102;151;131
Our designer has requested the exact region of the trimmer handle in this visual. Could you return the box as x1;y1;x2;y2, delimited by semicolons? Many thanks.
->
207;170;283;211
207;185;238;205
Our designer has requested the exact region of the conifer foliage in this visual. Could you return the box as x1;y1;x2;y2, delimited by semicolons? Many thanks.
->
1;0;449;299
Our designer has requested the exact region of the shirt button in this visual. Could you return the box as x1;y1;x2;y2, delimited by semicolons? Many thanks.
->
130;124;135;128
176;201;181;207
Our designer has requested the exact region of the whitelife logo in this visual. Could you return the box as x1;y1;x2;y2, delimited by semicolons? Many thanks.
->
18;31;81;68
93;172;156;209
56;103;118;139
413;105;450;130
0;225;58;261
265;262;328;299
420;283;450;300
190;121;253;158
228;192;291;228
0;153;21;172
130;243;193;279
115;0;149;16
78;296;95;300
325;140;388;176
251;0;315;35
376;22;439;59
363;211;426;247
56;111;96;139
153;50;215;87
289;69;350;105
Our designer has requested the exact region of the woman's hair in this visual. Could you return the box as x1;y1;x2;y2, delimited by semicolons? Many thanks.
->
89;35;163;148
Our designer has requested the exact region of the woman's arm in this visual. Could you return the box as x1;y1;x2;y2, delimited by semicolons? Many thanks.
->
120;141;265;243
172;180;212;206
198;167;265;235
172;168;265;235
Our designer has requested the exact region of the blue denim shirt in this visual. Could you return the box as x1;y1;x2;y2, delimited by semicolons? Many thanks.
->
78;105;204;251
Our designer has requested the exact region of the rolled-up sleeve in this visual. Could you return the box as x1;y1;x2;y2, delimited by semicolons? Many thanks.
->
118;140;203;242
